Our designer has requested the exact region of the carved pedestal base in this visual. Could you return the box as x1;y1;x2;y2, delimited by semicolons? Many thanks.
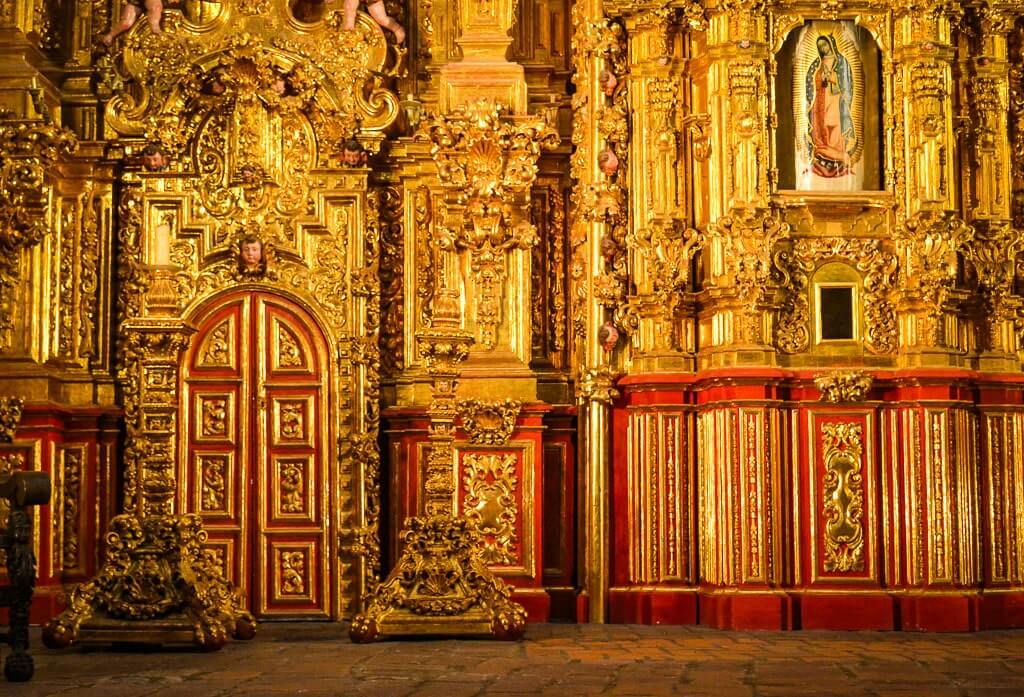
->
42;514;255;651
349;515;526;642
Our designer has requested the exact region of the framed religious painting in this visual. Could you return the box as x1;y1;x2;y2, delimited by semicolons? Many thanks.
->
774;20;883;192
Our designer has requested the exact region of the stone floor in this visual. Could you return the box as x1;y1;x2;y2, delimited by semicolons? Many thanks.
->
5;623;1024;697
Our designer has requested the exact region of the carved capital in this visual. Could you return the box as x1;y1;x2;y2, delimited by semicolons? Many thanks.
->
896;211;973;312
576;365;621;405
416;329;475;377
709;208;790;305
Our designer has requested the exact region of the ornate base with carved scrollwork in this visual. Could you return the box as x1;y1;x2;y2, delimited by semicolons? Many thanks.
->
42;514;255;651
349;515;526;642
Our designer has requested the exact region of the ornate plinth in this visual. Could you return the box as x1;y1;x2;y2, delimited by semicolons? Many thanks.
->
349;515;526;641
351;315;526;641
42;514;254;651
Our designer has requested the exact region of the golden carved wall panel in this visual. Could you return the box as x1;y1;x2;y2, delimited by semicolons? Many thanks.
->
456;443;536;577
273;457;311;519
983;412;1023;584
462;453;519;565
820;422;865;572
195;453;231;516
808;412;876;584
273;320;307;371
196;393;234;441
272;398;312;446
55;445;85;573
626;409;694;584
698;406;782;587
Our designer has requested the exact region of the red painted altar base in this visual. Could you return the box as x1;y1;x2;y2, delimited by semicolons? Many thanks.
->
383;403;577;623
609;370;1024;632
0;403;121;624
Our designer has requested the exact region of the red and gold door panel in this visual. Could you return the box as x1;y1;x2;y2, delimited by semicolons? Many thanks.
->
181;291;333;619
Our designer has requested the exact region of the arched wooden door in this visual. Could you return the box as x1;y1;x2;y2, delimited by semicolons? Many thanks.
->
180;291;334;619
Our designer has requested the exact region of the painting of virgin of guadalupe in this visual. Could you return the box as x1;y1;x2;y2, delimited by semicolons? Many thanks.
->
789;21;870;192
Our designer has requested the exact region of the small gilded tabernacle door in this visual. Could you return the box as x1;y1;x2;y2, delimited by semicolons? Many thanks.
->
181;291;333;618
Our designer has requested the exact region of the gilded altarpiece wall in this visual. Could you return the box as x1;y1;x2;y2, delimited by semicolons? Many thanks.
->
5;0;1024;635
592;0;1024;631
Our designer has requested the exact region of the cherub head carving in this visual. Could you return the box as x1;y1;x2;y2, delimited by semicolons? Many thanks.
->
238;234;266;276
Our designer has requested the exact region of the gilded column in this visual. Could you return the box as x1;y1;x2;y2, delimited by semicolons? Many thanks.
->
697;2;783;367
615;4;704;370
569;0;624;624
962;4;1022;368
892;1;973;364
0;86;77;361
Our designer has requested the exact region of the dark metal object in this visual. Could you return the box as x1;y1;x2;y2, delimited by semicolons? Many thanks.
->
0;471;51;682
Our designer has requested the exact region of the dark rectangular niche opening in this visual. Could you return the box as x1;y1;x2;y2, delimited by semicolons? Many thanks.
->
819;286;854;341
